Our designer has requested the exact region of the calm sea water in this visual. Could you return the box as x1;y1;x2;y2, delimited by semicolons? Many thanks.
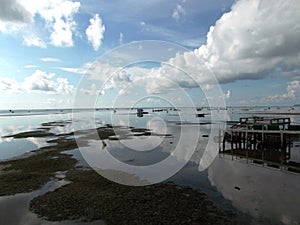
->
0;106;300;224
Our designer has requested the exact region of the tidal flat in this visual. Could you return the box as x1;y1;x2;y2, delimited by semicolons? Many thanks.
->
0;122;238;225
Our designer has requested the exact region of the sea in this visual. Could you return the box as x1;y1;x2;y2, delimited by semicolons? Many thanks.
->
0;106;300;225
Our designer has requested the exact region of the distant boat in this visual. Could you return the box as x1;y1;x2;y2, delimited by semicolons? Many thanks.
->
196;113;205;118
152;109;163;112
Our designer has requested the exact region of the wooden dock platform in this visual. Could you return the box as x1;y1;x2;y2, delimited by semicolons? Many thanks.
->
219;116;300;173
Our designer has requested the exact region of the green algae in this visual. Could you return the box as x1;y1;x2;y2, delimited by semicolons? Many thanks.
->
30;169;236;225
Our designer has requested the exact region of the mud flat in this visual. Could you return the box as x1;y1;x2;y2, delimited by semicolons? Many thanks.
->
0;139;78;196
0;121;238;225
30;169;235;225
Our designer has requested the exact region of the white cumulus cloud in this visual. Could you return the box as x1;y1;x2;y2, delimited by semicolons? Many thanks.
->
194;0;300;83
86;14;105;51
267;80;300;102
136;0;300;96
42;0;80;47
23;70;74;94
0;0;80;48
72;0;300;104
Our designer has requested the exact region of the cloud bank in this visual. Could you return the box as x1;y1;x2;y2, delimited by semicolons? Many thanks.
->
0;70;74;95
194;0;300;83
23;70;75;94
81;0;300;99
267;80;300;102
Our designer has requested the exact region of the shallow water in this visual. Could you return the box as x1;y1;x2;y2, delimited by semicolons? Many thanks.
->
0;106;300;224
0;139;37;160
0;113;73;160
209;156;300;225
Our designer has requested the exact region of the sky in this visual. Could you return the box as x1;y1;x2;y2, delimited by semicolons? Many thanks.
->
0;0;300;109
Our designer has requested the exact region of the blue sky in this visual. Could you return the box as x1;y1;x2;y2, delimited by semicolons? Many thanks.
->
0;0;299;109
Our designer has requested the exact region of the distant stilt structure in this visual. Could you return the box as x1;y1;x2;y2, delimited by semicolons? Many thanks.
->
219;117;300;173
136;109;149;117
137;108;144;117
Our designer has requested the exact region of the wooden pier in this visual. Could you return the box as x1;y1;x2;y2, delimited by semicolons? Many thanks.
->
219;117;300;173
